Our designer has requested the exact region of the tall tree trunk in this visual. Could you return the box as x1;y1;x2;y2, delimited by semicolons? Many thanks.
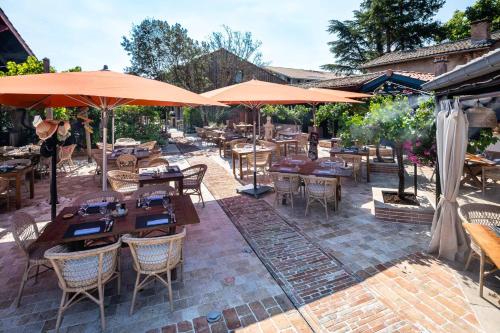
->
395;145;405;198
376;143;384;162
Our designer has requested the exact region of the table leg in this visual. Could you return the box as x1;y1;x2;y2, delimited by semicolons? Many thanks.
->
15;174;21;209
239;155;243;180
29;168;34;199
232;152;236;177
479;250;485;297
178;179;183;196
366;154;370;183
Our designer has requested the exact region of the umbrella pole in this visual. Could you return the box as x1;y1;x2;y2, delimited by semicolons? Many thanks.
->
102;108;108;191
50;139;57;221
253;107;257;192
111;110;115;150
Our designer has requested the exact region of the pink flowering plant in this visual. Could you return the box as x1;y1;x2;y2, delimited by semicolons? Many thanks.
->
403;137;437;166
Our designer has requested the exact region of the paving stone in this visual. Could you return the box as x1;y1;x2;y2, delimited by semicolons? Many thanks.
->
161;324;177;333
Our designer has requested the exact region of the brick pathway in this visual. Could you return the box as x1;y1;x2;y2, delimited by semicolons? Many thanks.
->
183;148;484;333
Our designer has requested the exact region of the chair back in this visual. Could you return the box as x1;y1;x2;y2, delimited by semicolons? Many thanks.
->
107;170;139;194
11;212;39;257
270;172;300;193
138;141;156;151
116;154;137;173
131;184;176;201
96;143;113;152
59;144;76;161
122;228;186;273
45;241;121;290
115;138;136;144
147;158;169;167
182;164;207;187
303;175;337;199
74;191;124;206
458;203;500;227
247;151;271;166
336;153;362;165
4;158;31;166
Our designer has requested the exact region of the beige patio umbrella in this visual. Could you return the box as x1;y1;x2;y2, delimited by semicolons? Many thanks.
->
428;99;469;261
0;69;224;218
202;79;360;197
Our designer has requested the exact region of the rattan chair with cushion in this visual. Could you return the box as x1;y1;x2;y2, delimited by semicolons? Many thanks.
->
179;164;207;207
116;154;137;173
45;240;121;331
138;141;157;151
458;203;500;271
302;175;338;219
74;190;124;206
122;228;186;314
56;144;76;172
270;172;300;209
131;184;176;201
0;177;10;210
246;151;271;175
482;165;500;193
336;153;362;182
11;212;52;307
107;170;139;195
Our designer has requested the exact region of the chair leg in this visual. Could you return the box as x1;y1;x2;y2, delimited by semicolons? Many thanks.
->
167;270;173;311
305;198;310;216
34;265;40;284
199;190;205;208
98;284;106;330
116;253;121;295
464;250;474;271
324;199;329;219
290;193;294;210
55;291;67;332
130;272;141;315
15;262;31;307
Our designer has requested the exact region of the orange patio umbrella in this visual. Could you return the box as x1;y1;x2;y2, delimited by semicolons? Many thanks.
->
308;87;372;99
201;79;360;197
0;69;225;218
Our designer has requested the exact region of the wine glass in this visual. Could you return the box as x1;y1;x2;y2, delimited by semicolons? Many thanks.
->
79;203;89;216
162;197;170;214
143;196;151;210
99;205;108;218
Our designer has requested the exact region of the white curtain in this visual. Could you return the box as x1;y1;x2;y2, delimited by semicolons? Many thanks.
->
428;99;469;261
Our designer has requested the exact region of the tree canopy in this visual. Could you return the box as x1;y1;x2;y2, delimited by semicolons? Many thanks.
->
323;0;445;74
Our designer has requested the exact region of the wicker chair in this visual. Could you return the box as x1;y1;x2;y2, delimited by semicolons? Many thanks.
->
107;170;139;195
458;203;500;271
302;175;338;219
270;172;300;209
259;140;280;160
131;184;176;201
116;154;137;173
138;141;157;151
57;144;76;171
223;138;247;157
0;177;10;210
195;127;207;145
122;228;186;314
336;153;362;182
180;164;207;207
74;190;124;206
147;157;169;167
296;133;309;153
246;151;271;175
482;165;500;193
11;212;52;307
45;240;121;331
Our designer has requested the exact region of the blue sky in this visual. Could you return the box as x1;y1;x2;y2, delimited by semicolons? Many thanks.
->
2;0;476;72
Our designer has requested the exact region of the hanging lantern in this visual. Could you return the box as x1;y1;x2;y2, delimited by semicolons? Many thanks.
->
466;106;498;128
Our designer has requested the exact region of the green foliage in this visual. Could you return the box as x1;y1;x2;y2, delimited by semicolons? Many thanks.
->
440;10;470;41
183;107;203;132
339;113;367;146
113;105;165;144
323;0;445;73
205;25;267;66
260;105;310;125
0;56;53;76
468;129;499;153
121;19;209;92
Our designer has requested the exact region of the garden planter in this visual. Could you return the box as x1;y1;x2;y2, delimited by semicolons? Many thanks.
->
372;187;435;224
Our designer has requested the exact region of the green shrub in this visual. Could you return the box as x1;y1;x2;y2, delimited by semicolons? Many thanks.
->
113;105;165;145
183;107;203;132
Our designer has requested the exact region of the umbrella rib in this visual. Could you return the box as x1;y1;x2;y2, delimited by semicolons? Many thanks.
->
26;95;52;110
64;95;100;109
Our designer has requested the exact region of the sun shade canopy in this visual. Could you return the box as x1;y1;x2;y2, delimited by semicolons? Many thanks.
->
201;79;361;107
0;70;226;109
308;87;372;99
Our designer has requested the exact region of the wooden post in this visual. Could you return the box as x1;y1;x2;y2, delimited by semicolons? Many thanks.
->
43;58;53;119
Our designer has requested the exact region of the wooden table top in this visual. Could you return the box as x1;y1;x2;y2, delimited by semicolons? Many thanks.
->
269;160;352;178
35;195;199;245
330;148;370;156
463;223;500;268
235;124;253;128
465;153;496;166
272;138;298;144
232;146;273;155
0;164;33;177
138;166;184;183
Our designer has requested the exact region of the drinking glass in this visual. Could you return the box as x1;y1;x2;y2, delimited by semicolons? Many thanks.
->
143;197;151;209
162;197;170;214
79;203;89;216
99;205;108;218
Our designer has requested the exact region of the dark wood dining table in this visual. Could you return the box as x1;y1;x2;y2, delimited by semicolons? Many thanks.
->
34;195;199;246
138;166;185;195
269;159;352;200
0;165;34;209
461;153;496;188
330;147;371;182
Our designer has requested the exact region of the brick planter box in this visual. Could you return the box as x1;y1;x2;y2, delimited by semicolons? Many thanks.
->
372;187;435;225
370;159;399;174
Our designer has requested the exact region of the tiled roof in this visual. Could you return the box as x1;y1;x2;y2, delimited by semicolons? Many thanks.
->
361;31;500;69
265;66;339;81
299;70;434;89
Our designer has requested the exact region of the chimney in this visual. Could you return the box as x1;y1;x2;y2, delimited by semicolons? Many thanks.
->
470;20;491;42
433;56;448;76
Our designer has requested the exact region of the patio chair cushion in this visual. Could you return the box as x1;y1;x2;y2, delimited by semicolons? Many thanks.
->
61;253;115;289
136;243;181;272
307;183;335;198
182;178;199;188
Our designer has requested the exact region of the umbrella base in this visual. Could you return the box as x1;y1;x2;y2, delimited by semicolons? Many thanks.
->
236;184;273;198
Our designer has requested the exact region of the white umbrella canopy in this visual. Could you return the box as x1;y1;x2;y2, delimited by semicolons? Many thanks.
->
428;99;469;261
